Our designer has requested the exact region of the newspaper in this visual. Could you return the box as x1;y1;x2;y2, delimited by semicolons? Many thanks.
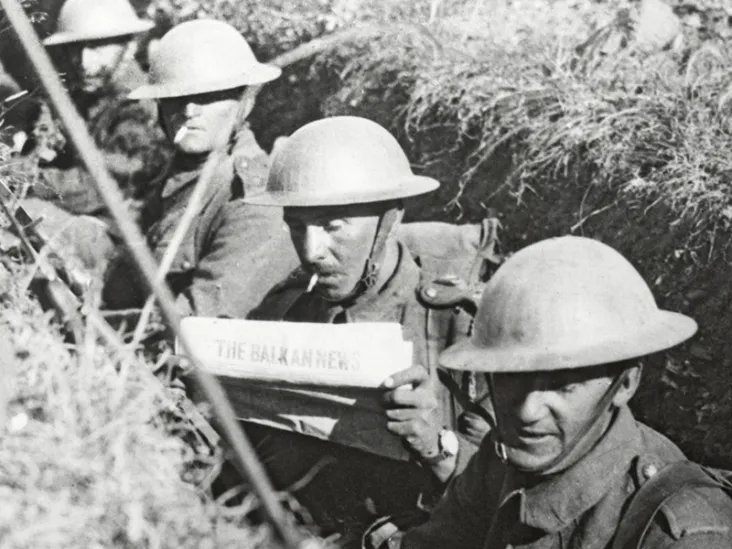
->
177;317;415;461
178;317;412;388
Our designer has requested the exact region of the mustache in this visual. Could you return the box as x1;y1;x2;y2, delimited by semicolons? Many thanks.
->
303;262;338;276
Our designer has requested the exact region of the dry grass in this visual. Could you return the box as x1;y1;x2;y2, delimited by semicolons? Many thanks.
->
0;259;286;548
310;0;732;234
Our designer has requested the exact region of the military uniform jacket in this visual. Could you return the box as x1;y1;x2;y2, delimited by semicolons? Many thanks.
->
102;128;299;319
242;244;483;540
30;60;171;215
402;406;732;549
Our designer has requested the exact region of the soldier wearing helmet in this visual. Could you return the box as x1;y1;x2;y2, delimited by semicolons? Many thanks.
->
24;0;171;215
377;236;732;549
235;116;491;545
101;19;298;320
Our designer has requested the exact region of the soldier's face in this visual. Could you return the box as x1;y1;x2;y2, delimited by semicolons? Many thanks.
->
284;204;382;302
68;39;128;93
490;366;634;474
159;88;242;154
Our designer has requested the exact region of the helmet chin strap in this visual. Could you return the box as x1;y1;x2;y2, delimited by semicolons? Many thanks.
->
338;205;401;304
491;368;631;477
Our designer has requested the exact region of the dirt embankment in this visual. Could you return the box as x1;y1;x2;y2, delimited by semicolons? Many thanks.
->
4;0;729;468
245;1;732;467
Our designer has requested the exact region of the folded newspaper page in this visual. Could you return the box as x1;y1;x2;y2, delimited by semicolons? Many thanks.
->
177;317;415;461
178;317;412;388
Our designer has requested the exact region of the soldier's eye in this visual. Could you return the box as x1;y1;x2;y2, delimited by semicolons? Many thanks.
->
285;218;304;233
543;372;578;392
325;220;345;232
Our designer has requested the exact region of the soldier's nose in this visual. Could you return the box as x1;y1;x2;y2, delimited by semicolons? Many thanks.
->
185;102;202;118
301;226;328;265
80;47;96;73
513;389;548;425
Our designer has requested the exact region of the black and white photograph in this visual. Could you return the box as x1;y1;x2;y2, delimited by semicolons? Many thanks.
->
0;1;730;548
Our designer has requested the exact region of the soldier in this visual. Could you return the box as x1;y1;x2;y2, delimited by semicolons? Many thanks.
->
102;19;299;321
26;0;170;216
239;116;492;545
379;236;732;549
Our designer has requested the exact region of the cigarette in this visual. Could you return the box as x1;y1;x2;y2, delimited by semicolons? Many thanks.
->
306;273;318;293
3;90;28;103
173;126;188;144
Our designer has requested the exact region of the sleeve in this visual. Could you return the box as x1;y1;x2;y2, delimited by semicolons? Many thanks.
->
101;241;148;310
180;200;301;319
642;486;732;549
455;432;479;474
31;100;171;214
401;437;497;549
33;163;107;215
662;533;732;549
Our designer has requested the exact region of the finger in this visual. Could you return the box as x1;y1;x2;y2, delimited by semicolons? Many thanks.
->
392;387;437;408
383;386;431;407
386;420;419;438
382;365;429;389
385;408;418;421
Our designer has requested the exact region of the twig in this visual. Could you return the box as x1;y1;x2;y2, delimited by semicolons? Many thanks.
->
576;182;594;237
131;25;384;344
0;2;305;547
570;202;617;232
129;148;225;346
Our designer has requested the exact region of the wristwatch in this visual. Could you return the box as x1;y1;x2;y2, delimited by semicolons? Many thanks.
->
421;428;459;466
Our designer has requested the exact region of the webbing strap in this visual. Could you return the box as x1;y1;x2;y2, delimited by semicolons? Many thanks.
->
536;368;631;475
436;368;495;428
611;461;731;549
361;207;400;292
424;303;494;430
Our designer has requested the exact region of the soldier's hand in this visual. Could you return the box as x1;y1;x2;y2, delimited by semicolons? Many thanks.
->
381;365;441;460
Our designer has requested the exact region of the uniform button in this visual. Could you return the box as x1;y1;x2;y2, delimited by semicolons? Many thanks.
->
642;464;658;479
181;260;192;270
425;287;437;299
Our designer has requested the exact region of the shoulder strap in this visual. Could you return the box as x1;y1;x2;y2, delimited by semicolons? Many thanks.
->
612;461;731;549
424;304;494;429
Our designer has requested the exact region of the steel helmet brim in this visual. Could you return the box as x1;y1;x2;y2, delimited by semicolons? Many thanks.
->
243;174;439;206
43;20;154;46
127;64;282;99
440;309;697;373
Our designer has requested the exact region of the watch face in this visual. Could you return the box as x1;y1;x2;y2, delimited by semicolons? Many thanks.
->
441;429;459;457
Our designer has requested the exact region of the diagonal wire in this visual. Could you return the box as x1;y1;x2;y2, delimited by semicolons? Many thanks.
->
130;82;261;345
130;26;381;345
0;2;306;547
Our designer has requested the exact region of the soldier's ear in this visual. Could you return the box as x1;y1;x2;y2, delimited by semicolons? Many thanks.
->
394;206;404;225
237;87;257;122
611;363;643;407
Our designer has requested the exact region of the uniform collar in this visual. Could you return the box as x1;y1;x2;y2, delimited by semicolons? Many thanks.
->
159;125;256;199
501;406;643;534
319;241;421;324
160;152;233;199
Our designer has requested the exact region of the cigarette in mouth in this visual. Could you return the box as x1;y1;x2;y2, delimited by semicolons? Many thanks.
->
306;273;318;293
3;90;28;103
173;126;188;144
